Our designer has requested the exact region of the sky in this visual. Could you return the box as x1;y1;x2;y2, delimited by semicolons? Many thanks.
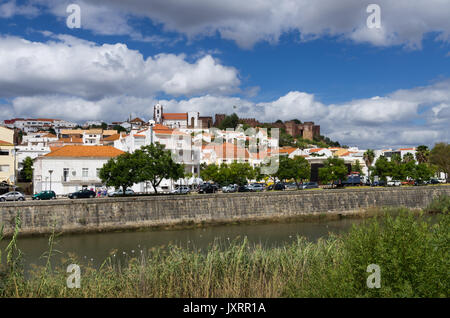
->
0;0;449;149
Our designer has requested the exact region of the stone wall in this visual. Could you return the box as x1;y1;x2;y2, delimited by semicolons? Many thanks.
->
0;186;449;236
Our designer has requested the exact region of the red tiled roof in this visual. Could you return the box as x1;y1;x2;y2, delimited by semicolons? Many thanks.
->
44;145;124;158
0;140;13;146
163;113;187;120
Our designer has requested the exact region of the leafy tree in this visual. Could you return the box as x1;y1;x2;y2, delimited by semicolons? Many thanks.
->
19;156;33;182
351;160;364;175
274;156;310;189
372;155;391;182
99;152;139;193
430;142;450;181
112;125;127;133
219;113;240;130
363;149;375;180
318;157;348;186
279;131;295;147
135;143;185;194
200;164;219;182
415;145;430;164
411;163;434;182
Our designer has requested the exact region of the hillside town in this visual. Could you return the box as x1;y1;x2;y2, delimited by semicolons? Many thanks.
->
0;104;447;197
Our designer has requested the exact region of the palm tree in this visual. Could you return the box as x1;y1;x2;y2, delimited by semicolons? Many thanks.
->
402;152;415;163
363;149;375;181
416;145;430;164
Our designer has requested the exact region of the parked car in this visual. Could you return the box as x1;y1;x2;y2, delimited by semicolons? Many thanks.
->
284;182;297;190
237;185;251;192
198;183;217;194
69;189;96;199
387;180;401;187
32;190;56;200
0;191;26;202
371;180;386;187
223;184;238;193
267;182;285;191
429;178;440;185
401;180;414;186
248;183;265;192
301;182;319;189
171;186;190;194
108;188;135;197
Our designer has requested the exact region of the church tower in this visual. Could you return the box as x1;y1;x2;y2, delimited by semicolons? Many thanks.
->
153;103;163;124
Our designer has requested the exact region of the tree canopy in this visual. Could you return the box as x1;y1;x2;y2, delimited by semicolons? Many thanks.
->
318;157;348;185
99;143;185;194
430;143;450;180
273;156;310;188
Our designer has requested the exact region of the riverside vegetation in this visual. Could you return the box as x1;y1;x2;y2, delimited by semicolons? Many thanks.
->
0;195;448;298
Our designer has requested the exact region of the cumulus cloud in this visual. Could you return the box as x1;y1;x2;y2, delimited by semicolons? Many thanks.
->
0;35;240;100
0;0;38;18
15;0;450;49
5;79;449;149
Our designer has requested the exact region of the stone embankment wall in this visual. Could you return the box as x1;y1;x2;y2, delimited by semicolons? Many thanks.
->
1;186;449;236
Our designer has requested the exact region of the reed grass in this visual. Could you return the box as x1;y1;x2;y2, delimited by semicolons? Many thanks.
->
0;199;448;298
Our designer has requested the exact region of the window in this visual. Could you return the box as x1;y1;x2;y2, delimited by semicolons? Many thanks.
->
0;165;10;172
0;150;9;156
82;168;89;178
96;168;101;178
63;168;69;182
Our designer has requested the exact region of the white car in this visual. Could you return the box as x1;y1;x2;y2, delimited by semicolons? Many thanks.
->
387;180;401;187
108;189;135;197
0;191;26;202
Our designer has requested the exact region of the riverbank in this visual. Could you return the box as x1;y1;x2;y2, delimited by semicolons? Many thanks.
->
1;186;449;237
0;197;448;298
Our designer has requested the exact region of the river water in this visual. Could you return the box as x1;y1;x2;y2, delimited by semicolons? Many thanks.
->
0;217;366;270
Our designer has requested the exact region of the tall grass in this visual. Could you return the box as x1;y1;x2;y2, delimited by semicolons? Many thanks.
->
0;202;448;298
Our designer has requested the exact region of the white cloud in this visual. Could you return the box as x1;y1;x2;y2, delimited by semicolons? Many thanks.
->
0;0;38;18
6;79;449;148
21;0;450;49
0;35;240;100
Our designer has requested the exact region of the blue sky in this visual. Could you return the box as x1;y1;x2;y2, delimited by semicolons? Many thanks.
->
0;0;449;149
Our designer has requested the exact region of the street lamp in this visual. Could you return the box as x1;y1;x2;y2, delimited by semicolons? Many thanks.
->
49;170;53;192
13;146;17;201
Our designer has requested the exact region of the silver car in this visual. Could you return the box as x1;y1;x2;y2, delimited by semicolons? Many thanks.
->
0;191;26;202
171;186;191;194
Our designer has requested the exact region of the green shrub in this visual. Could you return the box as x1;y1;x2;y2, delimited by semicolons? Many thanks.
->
425;195;450;213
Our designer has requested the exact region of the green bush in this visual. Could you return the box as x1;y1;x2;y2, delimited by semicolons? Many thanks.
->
0;208;448;298
425;195;450;213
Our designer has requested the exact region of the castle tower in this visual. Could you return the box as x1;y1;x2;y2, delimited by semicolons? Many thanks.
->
153;104;163;124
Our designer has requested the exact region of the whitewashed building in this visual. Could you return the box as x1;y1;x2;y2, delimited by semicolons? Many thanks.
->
33;145;124;195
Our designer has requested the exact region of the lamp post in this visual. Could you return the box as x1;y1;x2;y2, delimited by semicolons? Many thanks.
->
49;170;53;192
13;146;17;201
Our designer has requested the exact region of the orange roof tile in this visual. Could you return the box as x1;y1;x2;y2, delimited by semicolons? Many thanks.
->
308;148;324;153
44;145;124;158
0;140;13;146
163;113;187;120
279;147;297;154
103;133;121;141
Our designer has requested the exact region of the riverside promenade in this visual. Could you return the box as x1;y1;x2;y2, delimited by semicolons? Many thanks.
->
1;186;449;237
